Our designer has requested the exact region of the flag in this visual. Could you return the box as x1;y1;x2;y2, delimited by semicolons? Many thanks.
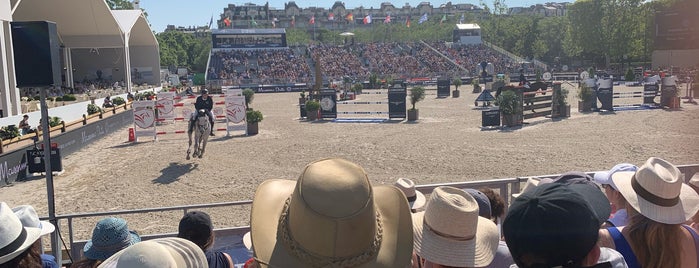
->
459;13;465;24
346;13;354;23
406;15;411;27
310;15;315;25
363;14;372;24
440;14;446;24
384;14;391;23
291;15;295;27
208;15;213;28
328;12;334;21
223;17;231;27
418;13;428;24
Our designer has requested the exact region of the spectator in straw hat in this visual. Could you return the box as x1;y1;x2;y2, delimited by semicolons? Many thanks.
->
0;202;43;267
249;158;413;268
97;237;208;268
688;174;699;232
598;157;699;268
12;205;58;268
72;217;141;268
394;178;426;212
593;163;638;227
504;183;627;268
412;186;499;268
177;211;234;268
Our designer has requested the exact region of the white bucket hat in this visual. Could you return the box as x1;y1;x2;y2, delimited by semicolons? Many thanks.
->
593;163;638;191
412;186;499;267
12;205;55;236
394;178;426;212
612;157;699;224
0;202;43;264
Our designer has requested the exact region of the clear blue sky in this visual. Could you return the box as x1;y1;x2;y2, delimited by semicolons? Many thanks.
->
140;0;550;33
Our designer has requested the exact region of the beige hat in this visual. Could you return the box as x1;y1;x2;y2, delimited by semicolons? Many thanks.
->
394;178;426;212
512;177;552;198
612;157;699;224
250;158;413;268
412;186;499;267
98;237;208;268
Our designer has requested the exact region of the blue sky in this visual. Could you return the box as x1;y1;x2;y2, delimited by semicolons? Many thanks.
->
140;0;551;33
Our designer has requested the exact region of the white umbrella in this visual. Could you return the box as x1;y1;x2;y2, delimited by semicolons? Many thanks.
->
339;32;355;36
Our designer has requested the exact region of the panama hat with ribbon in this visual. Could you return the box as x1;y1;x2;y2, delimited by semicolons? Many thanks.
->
250;158;413;268
394;178;426;212
612;157;699;224
0;202;43;264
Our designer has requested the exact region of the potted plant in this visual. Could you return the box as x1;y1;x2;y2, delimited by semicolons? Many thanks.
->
452;78;462;98
552;87;570;118
352;83;363;95
577;83;595;112
242;88;255;110
472;78;481;93
408;86;426;121
246;109;263;135
496;89;522;127
305;99;320;121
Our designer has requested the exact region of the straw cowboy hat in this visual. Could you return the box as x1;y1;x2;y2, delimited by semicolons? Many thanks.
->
250;158;413;268
0;202;43;264
413;186;499;268
612;157;699;224
394;178;426;212
98;237;208;268
12;205;55;236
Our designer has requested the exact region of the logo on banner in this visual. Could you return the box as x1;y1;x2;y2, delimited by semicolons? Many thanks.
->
227;103;246;123
157;99;174;114
134;106;155;129
320;97;335;111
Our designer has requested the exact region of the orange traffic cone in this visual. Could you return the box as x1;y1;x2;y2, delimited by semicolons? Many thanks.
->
128;127;135;142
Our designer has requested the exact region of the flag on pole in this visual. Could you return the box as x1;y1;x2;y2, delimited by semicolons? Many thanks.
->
346;13;354;23
384;14;391;23
418;13;428;24
406;15;411;27
363;14;372;24
459;13;465;24
440;14;447;24
328;13;335;21
310;15;315;25
223;17;231;27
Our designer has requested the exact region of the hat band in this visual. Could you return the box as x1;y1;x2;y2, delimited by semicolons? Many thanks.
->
278;197;383;267
631;175;680;207
423;221;475;241
406;195;417;202
0;228;27;257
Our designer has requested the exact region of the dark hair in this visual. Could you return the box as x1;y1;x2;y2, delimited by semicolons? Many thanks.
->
0;241;42;268
479;187;506;221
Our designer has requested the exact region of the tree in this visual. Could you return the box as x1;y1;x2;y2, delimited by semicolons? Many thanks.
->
105;0;133;10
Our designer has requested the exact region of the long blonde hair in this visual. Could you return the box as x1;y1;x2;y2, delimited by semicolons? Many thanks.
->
625;207;682;268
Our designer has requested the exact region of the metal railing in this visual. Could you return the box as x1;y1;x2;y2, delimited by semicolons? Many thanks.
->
45;164;699;265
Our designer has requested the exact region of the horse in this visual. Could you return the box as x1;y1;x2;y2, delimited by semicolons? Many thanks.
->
186;109;211;160
495;82;549;112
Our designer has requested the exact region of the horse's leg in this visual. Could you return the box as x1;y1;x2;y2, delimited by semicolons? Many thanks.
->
194;131;201;157
186;131;192;160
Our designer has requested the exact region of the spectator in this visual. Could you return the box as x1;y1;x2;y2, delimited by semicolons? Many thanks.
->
464;188;515;268
394;178;426;212
103;96;113;108
479;187;506;224
504;183;628;268
593;163;638;227
177;211;234;268
72;217;141;268
463;188;492;219
12;205;58;268
688;174;699;232
249;158;413;267
598;157;699;268
412;186;499;268
18;114;32;135
551;171;613;225
0;202;42;267
97;237;208;268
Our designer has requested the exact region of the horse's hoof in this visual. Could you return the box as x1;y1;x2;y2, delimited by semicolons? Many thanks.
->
186;155;190;160
198;155;203;159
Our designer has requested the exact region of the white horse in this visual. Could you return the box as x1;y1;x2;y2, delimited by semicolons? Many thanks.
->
186;109;211;160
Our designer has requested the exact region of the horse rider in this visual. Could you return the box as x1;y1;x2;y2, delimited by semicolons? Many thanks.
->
519;68;530;88
190;88;215;136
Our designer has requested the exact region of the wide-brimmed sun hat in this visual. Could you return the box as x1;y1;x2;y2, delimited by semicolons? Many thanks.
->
394;178;426;212
98;237;208;268
12;205;55;236
593;163;638;191
413;186;499;268
83;217;142;260
0;202;43;264
612;157;699;224
250;158;413;268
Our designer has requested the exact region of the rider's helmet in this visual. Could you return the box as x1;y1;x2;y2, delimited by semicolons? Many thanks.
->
201;88;209;94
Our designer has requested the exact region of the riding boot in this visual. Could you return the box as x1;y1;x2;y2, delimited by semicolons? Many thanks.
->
209;120;215;136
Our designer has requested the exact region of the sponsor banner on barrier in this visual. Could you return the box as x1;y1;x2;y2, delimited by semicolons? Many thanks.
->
224;90;247;134
133;100;156;140
156;91;176;120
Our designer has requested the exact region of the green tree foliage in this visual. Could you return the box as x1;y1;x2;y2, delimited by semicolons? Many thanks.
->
156;31;211;73
105;0;133;10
